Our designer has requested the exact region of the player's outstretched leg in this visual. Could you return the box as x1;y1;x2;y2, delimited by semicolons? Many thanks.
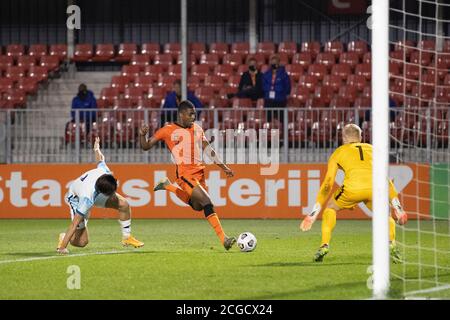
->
154;177;191;205
313;203;338;262
106;193;144;248
190;186;236;250
389;216;402;263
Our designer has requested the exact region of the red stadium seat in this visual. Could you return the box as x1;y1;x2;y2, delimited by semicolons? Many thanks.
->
315;52;336;69
99;87;121;106
305;97;326;109
0;55;14;71
418;40;435;52
223;53;243;69
146;87;166;103
346;74;367;92
339;52;360;69
6;89;26;108
143;65;164;77
130;54;151;70
226;75;241;89
247;52;266;66
278;42;298;60
113;98;134;109
73;44;93;62
362;86;372;99
322;75;343;92
6;44;25;60
167;64;182;77
133;75;157;91
410;51;432;66
158;75;179;88
237;64;248;75
208;98;231;109
200;53;220;70
354;63;372;80
324;41;343;59
278;52;290;66
5;66;26;82
292;52;312;69
116;43;137;62
257;42;276;60
141;43;160;59
191;64;210;81
49;44;67;62
17;78;39;95
347;41;369;58
209;42;229;60
411;84;434;105
389;61;401;76
354;97;371;110
444;40;450;52
164;43;181;60
389;50;405;69
188;75;201;91
301;41;321;59
204;75;224;92
0;78;14;93
329;96;350;109
404;64;420;81
394;40;416;58
40;55;60;72
17;55;37;71
28;44;48;60
153;53;173;72
195;87;215;105
307;64;327;81
121;65;141;78
218;87;236;99
190;42;206;61
232;98;253;108
285;64;304;82
338;85;358;104
299;75;319;91
93;44;115;62
292;86;311;105
111;75;132;93
214;64;234;81
124;87;145;100
331;64;352;81
314;86;334;105
231;42;250;57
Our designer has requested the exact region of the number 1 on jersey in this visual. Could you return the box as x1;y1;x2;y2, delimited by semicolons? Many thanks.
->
356;146;364;161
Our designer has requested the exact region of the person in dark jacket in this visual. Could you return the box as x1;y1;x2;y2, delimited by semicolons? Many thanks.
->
262;55;291;122
162;80;202;124
228;57;263;101
71;84;97;132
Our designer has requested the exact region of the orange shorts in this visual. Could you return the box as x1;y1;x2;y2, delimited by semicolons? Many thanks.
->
176;170;206;196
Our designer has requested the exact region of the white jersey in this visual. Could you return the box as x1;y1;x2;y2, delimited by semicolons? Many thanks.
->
67;161;111;217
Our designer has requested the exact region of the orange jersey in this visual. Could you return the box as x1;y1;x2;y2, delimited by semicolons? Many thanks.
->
154;122;207;177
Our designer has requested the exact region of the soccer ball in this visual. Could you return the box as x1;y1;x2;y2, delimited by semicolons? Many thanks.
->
237;232;257;252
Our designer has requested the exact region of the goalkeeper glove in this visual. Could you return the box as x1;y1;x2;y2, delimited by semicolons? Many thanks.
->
391;197;407;225
300;203;321;232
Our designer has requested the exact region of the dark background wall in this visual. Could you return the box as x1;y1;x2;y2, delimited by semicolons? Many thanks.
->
0;0;448;46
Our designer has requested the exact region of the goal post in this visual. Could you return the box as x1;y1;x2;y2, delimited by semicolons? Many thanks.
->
371;0;391;300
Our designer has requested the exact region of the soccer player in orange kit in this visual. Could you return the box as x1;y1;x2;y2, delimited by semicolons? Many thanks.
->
139;100;236;250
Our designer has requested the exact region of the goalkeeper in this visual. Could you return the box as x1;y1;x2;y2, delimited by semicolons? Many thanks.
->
300;124;408;263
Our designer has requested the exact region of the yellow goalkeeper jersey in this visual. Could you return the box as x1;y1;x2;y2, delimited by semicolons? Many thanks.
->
316;142;373;206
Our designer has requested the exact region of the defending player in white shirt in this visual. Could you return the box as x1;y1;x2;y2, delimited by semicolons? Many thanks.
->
57;137;144;254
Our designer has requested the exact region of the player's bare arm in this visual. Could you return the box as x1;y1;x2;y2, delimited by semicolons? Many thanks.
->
93;137;105;162
139;124;160;151
202;140;234;178
57;213;84;254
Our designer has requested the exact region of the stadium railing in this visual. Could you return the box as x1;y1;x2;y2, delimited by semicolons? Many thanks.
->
0;107;448;164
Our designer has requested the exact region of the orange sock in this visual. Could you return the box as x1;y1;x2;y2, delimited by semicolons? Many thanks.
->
206;213;225;244
165;184;190;205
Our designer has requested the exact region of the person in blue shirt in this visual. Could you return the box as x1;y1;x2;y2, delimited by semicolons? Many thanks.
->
71;84;97;132
162;79;202;125
262;55;291;122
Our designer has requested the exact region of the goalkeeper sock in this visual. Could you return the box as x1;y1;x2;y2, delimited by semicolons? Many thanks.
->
321;208;337;247
165;184;190;205
119;219;131;239
206;213;225;244
389;216;396;243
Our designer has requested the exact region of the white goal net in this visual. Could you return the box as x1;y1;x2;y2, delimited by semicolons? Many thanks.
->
387;0;450;299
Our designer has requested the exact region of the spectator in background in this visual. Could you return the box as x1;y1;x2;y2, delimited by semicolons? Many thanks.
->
364;97;398;125
228;57;263;101
263;54;291;122
162;79;202;124
71;83;97;132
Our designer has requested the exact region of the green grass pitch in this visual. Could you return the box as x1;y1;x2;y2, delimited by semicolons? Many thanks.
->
0;219;449;300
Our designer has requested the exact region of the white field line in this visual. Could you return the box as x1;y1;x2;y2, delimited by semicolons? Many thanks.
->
0;250;132;265
404;284;450;297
